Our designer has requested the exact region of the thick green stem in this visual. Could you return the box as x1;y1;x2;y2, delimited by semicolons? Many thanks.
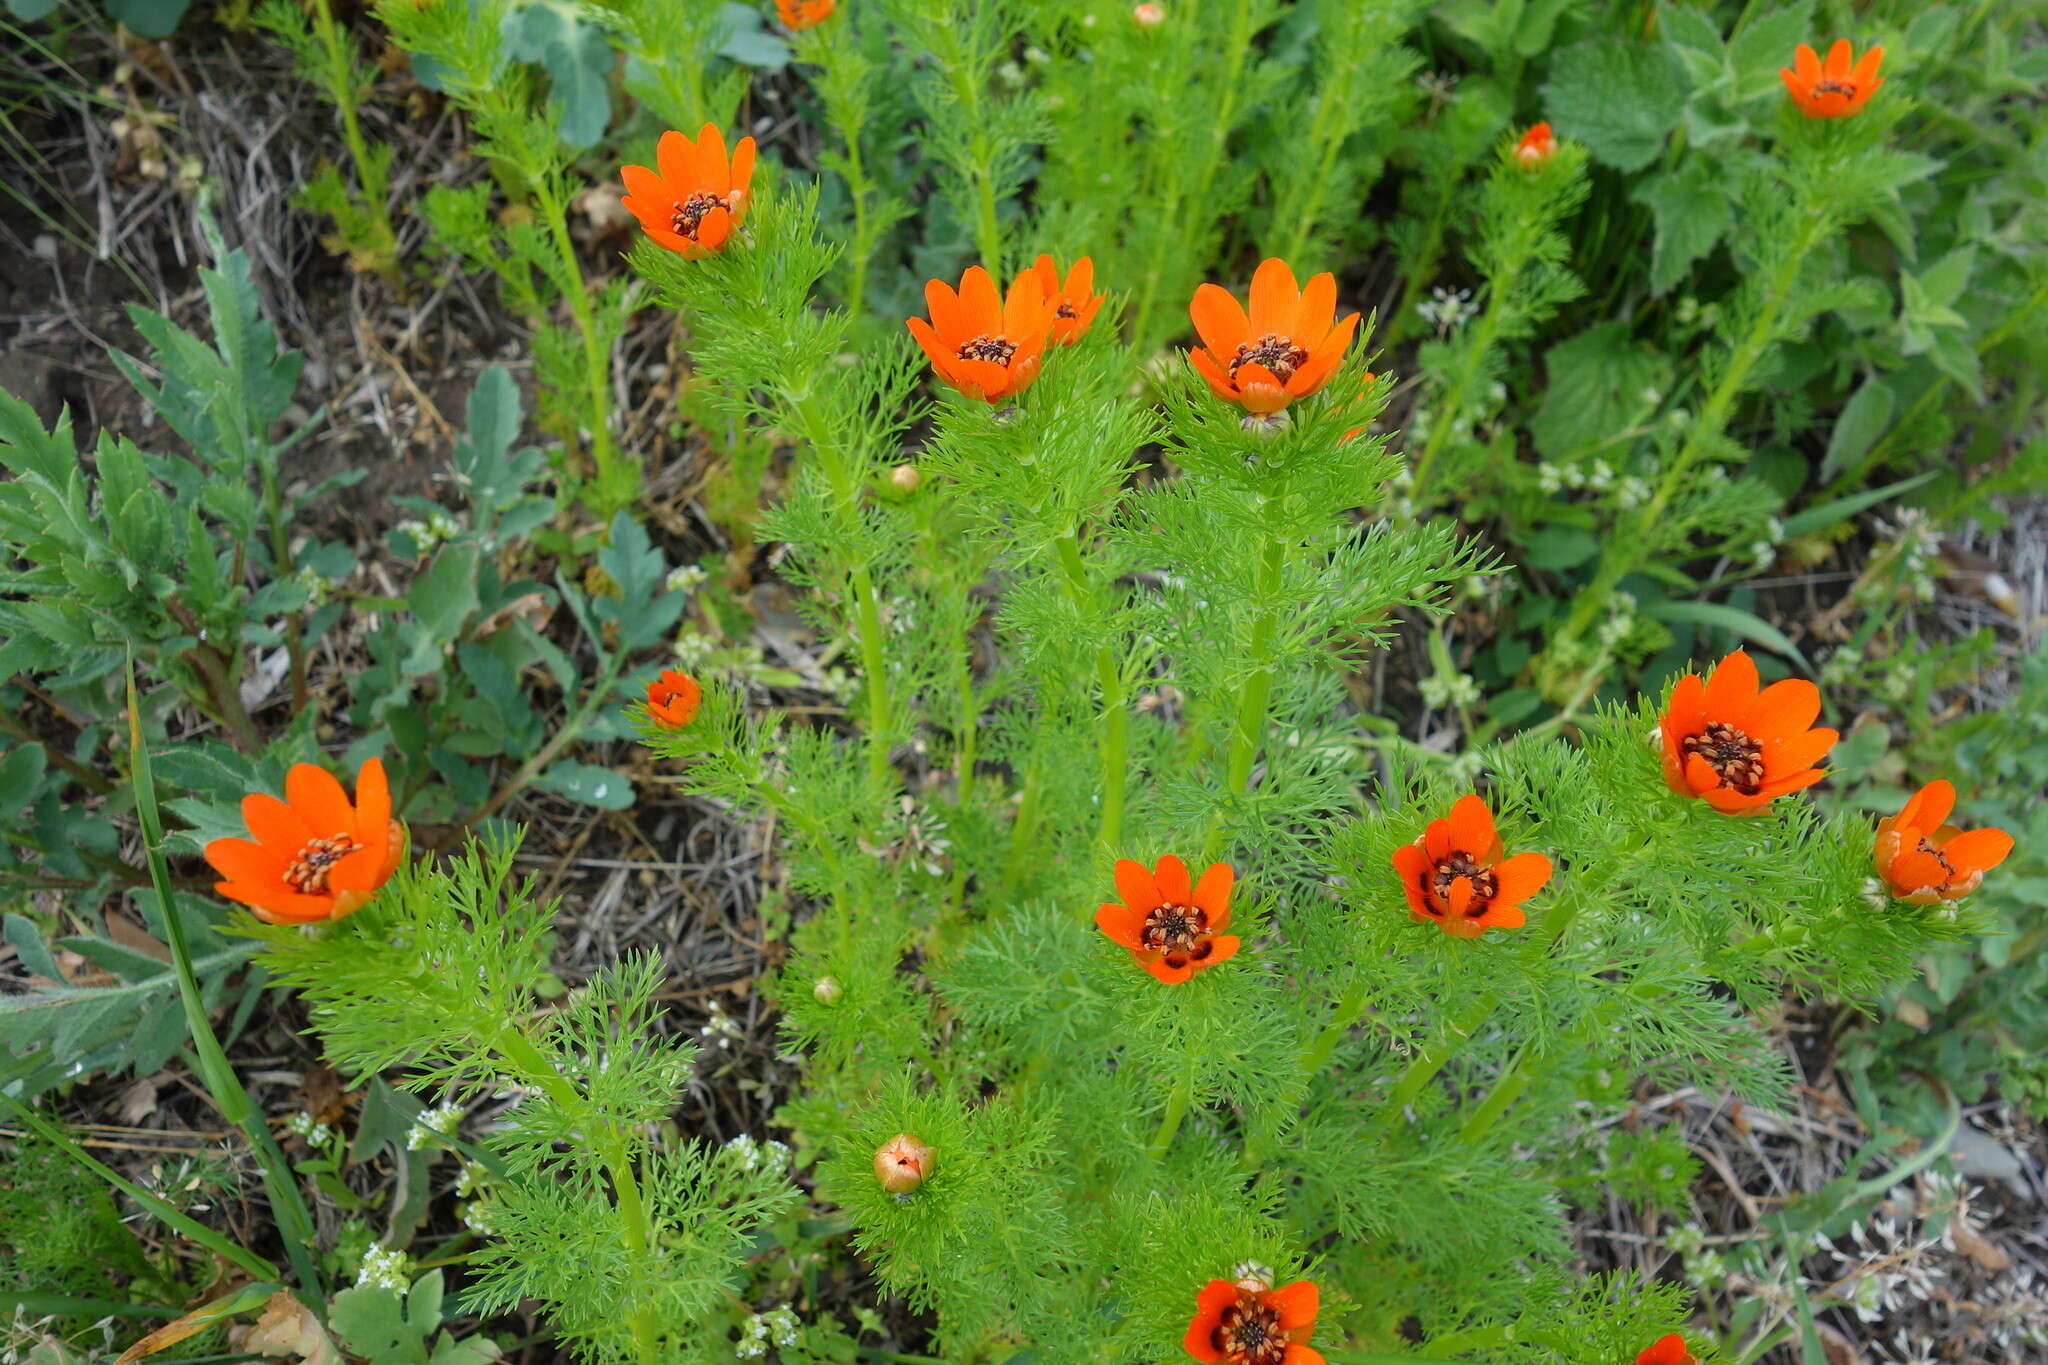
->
1000;752;1046;902
1147;1068;1196;1162
1056;534;1128;851
539;178;625;511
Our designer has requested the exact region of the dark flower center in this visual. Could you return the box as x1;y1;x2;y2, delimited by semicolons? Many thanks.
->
1915;837;1957;880
1141;902;1214;970
1812;79;1857;98
670;191;725;238
1213;1297;1288;1365
1228;333;1308;384
1682;720;1766;793
956;334;1018;366
1056;301;1078;318
1429;853;1497;916
286;835;361;895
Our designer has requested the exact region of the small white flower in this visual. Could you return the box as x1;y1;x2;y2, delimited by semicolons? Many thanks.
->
356;1243;411;1291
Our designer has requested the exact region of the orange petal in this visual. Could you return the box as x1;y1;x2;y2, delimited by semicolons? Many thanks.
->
1481;902;1526;931
203;837;289;887
1900;779;1955;833
1266;1281;1318;1331
1701;650;1759;719
1190;282;1251;357
1154;854;1193;906
1942;827;2014;875
1067;255;1094;300
1491;851;1552;906
1794;43;1822;83
1762;727;1836;781
242;791;310;850
1740;678;1820;742
1232;363;1291;413
1888;848;1950;895
958;266;1002;332
1436;912;1485;939
215;882;335;923
1096;902;1148;951
1184;1282;1239;1362
696;207;733;251
1292;272;1337;347
620;163;666;203
1002;270;1050;337
656;128;695;190
327;841;389;894
1282;1347;1326;1365
1683;752;1722;795
1445;794;1497;857
729;135;757;200
696;123;731;194
1192;861;1234;919
1114;858;1162;913
1446;876;1475;917
1824;38;1852;79
1703;785;1777;814
1146;955;1197;985
1662;672;1706;746
351;759;391;845
907;316;954;373
1247;258;1300;337
288;763;355;837
1188;346;1237;399
1757;761;1830;800
1201;934;1240;969
1852;45;1884;87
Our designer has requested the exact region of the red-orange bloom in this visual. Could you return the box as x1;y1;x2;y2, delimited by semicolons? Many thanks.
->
1188;259;1359;415
907;265;1056;403
1780;40;1885;119
647;669;702;728
1635;1335;1698;1365
1391;794;1552;939
1095;856;1240;985
619;124;757;257
1184;1278;1323;1365
1660;649;1837;814
1024;254;1104;345
204;759;405;925
1515;121;1557;167
775;0;834;28
1874;780;2014;905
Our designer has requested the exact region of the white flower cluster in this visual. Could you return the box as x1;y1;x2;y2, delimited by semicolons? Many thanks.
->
394;511;463;553
356;1242;412;1291
1419;670;1480;710
1415;285;1475;335
721;1135;793;1177
454;1160;490;1198
734;1307;801;1360
673;631;719;668
406;1102;463;1151
665;563;708;594
285;1110;334;1148
699;1002;745;1051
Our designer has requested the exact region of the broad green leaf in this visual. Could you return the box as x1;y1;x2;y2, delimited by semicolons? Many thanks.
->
1521;526;1601;570
1635;160;1735;295
1644;600;1809;668
408;543;482;642
1780;472;1941;541
1541;38;1688;172
533;760;636;809
1819;379;1896;482
1528;322;1671;460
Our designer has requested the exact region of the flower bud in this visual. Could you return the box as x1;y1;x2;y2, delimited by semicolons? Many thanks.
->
874;1133;934;1193
889;464;921;493
1132;2;1164;25
813;975;843;1005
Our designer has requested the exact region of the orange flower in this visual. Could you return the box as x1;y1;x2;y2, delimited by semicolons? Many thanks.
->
906;265;1056;403
1635;1335;1698;1365
1515;121;1557;167
775;0;834;27
1095;855;1240;985
1391;794;1552;939
1660;649;1837;814
1189;259;1359;415
1023;254;1104;345
619;124;757;257
1184;1277;1323;1365
204;759;405;925
1874;780;2014;905
646;669;702;728
1780;40;1885;119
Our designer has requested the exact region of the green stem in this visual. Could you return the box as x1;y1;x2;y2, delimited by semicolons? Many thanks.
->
1202;534;1288;862
491;1027;660;1365
1409;286;1509;505
127;665;323;1302
1000;751;1047;902
0;701;113;794
1147;1068;1195;1162
849;562;895;789
1454;1042;1536;1141
539;176;625;511
1055;533;1128;851
1299;979;1369;1078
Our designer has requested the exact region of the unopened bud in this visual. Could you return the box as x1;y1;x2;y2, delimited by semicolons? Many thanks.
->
1132;2;1164;25
874;1133;934;1193
890;464;921;493
813;975;843;1005
1230;1260;1273;1294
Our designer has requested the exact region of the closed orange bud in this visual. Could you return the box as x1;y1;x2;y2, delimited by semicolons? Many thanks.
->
874;1133;934;1193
